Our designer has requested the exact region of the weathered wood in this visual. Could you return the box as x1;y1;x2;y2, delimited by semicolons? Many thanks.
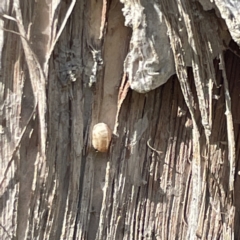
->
0;0;240;239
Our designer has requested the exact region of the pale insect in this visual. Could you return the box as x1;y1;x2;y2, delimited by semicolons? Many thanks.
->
92;123;112;152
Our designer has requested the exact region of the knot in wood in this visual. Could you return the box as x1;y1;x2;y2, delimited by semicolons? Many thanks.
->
92;123;112;152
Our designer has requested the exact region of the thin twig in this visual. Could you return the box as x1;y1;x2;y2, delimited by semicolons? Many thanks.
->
147;138;163;154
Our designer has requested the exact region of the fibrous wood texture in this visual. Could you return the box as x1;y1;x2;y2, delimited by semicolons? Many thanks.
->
1;0;240;239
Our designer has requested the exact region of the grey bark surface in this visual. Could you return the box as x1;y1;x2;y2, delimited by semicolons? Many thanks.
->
1;0;240;239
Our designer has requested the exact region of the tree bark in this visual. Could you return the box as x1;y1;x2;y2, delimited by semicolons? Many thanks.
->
1;0;240;239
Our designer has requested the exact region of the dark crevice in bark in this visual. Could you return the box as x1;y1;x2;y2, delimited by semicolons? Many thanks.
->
73;152;87;239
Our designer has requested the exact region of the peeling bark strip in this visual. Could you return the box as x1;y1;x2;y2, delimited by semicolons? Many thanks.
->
159;2;202;237
13;1;47;158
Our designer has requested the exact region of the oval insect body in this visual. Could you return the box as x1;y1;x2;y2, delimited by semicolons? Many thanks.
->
92;123;112;152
